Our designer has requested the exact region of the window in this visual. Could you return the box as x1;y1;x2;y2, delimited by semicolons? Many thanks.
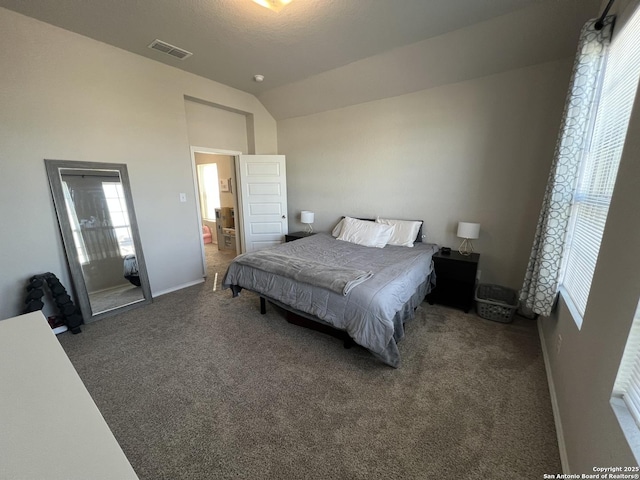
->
560;8;640;324
103;182;134;257
197;163;221;220
612;298;640;460
62;181;89;264
614;301;640;424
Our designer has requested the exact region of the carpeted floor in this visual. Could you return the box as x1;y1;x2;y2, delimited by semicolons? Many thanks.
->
58;245;560;480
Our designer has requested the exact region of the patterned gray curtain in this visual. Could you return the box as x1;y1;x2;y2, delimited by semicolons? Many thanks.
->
520;17;614;316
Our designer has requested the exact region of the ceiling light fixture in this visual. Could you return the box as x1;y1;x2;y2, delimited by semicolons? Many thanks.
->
251;0;293;12
254;74;265;82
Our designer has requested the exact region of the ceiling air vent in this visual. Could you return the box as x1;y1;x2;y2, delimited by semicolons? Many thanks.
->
148;39;193;60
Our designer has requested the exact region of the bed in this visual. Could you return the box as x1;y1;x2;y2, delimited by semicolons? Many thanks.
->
222;219;438;367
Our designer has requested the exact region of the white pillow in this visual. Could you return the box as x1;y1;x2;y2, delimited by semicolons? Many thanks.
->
331;217;373;237
331;218;345;237
337;217;395;248
375;218;422;247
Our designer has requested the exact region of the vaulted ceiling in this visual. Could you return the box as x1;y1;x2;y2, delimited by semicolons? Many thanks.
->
0;0;601;118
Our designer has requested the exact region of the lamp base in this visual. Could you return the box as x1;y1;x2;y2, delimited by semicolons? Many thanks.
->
458;238;474;256
305;224;313;234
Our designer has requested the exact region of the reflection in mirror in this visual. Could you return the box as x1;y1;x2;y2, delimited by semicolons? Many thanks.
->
45;160;151;322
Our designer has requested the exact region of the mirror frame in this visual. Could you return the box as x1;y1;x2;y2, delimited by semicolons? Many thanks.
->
45;159;152;323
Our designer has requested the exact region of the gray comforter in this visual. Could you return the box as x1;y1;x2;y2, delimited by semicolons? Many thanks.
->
234;250;373;296
222;234;438;367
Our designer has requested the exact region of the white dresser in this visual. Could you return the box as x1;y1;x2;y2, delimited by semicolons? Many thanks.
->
0;311;138;480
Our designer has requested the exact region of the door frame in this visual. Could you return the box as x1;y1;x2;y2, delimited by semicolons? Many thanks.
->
189;146;242;277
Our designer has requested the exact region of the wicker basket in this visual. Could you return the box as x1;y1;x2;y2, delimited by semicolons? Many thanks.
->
474;284;519;323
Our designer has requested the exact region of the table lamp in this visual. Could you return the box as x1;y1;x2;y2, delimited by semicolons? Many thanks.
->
301;211;314;233
457;222;480;256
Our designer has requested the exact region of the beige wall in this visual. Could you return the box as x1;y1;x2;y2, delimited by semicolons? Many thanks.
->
279;58;571;288
0;7;276;319
185;100;248;154
539;0;640;472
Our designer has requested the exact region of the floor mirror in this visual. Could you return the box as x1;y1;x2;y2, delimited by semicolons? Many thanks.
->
45;159;152;323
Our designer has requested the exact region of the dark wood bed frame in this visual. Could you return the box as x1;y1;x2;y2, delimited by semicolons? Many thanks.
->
259;296;356;348
256;218;425;350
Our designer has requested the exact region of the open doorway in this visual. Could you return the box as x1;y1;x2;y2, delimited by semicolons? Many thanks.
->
191;148;241;280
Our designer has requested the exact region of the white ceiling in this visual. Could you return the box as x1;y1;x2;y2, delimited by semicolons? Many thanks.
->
0;0;601;119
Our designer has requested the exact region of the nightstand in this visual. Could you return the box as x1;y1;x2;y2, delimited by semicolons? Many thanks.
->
427;250;480;313
285;231;316;242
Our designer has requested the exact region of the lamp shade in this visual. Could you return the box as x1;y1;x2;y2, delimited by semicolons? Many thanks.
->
457;222;480;239
301;211;315;224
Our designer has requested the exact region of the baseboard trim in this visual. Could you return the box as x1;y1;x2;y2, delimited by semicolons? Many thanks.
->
538;318;570;474
152;279;205;298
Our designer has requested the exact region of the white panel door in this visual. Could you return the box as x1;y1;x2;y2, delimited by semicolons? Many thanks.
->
237;155;287;252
